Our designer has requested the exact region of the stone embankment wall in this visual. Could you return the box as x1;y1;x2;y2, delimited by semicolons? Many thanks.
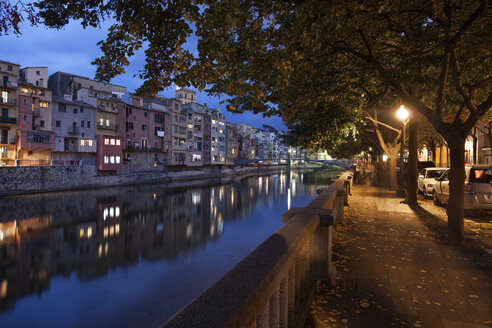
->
0;165;290;195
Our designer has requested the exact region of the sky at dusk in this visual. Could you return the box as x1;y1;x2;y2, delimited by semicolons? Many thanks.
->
0;19;286;132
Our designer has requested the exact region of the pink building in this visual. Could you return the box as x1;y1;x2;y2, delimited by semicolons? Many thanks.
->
17;93;55;164
96;134;122;172
117;97;166;151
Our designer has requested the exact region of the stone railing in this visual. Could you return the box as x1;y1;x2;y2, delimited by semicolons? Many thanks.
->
162;170;353;328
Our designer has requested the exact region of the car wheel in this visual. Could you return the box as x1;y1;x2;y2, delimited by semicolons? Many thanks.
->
433;192;441;205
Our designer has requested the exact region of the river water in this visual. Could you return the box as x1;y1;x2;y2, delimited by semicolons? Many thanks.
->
0;168;341;328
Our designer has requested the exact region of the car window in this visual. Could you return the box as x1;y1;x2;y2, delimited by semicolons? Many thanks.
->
440;170;449;181
427;170;446;179
469;168;492;183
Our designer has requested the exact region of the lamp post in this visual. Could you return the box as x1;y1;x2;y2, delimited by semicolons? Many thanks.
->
396;105;409;197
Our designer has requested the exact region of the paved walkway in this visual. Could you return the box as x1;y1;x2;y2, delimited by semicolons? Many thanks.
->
307;183;492;328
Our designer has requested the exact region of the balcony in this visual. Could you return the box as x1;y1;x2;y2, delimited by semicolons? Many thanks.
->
97;105;118;114
0;98;17;106
0;137;16;145
97;123;117;130
1;82;17;90
0;116;16;125
68;127;80;134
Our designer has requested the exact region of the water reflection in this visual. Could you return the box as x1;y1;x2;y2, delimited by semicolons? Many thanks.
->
0;168;340;326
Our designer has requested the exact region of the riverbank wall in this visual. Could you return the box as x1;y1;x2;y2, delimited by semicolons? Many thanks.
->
0;164;324;196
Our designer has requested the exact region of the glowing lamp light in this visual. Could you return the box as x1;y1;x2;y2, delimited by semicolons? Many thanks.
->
396;105;409;121
382;154;388;162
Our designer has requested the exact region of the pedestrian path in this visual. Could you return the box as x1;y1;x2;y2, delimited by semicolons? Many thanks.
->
307;184;492;328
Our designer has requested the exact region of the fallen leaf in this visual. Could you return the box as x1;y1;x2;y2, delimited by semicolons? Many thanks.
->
360;301;370;308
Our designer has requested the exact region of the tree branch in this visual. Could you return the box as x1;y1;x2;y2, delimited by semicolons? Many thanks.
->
449;0;487;44
436;50;450;116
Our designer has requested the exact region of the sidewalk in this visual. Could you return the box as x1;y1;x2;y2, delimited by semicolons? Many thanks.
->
307;183;492;328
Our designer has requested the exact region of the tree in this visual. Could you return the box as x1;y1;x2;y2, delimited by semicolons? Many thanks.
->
365;109;403;191
0;0;37;35
32;0;492;244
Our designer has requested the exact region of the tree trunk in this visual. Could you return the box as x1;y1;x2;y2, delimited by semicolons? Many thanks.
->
388;148;398;191
405;116;418;204
446;135;466;245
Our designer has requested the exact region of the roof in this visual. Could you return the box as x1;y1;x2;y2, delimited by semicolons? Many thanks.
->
51;71;127;89
52;96;96;109
0;59;20;66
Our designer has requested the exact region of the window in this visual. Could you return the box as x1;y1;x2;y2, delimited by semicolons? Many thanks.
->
81;121;84;128
116;139;120;146
110;156;115;164
144;112;148;117
87;121;91;128
59;104;66;112
23;115;26;121
36;70;40;75
21;87;28;93
104;156;109;164
27;133;50;143
7;65;12;71
23;98;27;104
73;107;78;114
40;120;44;128
110;138;115;145
116;156;121;164
105;119;110;126
142;124;147;131
40;102;48;108
80;107;84;113
39;90;45;96
104;138;109;145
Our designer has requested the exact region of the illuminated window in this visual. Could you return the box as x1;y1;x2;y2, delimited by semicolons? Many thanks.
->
40;101;49;108
87;226;92;238
116;139;120;146
80;140;85;147
88;140;93;147
115;224;120;235
104;156;109;164
106;119;110;126
103;227;109;238
110;156;115;164
21;88;29;93
98;244;103;258
103;208;108;220
79;228;85;238
116;156;121;164
115;207;120;217
109;207;114;217
109;226;114;236
110;139;115;145
104;138;109;145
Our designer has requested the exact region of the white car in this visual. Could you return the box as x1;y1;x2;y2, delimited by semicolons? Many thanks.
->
417;167;447;198
434;165;492;210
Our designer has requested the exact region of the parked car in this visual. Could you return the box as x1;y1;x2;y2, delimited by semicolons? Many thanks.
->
433;165;492;210
417;167;448;198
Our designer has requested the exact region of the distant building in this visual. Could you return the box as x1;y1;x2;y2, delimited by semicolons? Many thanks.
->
17;67;55;164
0;60;20;165
48;71;126;172
175;87;197;104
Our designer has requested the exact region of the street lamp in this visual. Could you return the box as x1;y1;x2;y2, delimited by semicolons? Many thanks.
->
396;105;409;197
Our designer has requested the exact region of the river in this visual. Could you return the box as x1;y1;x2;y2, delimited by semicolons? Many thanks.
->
0;168;341;328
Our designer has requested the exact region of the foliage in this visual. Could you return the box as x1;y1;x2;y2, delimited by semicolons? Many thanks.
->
0;0;37;35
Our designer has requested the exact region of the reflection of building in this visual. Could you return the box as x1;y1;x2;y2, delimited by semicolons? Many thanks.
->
0;170;325;313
